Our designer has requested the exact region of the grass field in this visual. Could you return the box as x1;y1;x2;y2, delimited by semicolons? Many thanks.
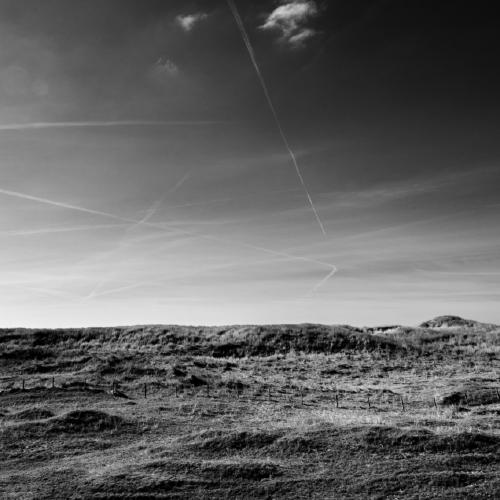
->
1;316;499;499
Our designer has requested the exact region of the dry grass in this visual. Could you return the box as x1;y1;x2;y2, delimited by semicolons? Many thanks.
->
1;317;499;498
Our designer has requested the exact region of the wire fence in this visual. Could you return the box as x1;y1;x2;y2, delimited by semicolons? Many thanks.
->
1;375;499;412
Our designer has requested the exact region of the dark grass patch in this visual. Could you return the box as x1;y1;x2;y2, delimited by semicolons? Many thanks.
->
223;379;249;392
199;461;282;481
87;474;216;497
186;429;283;452
24;356;92;374
142;459;283;481
0;347;56;361
269;429;338;454
2;466;85;500
427;471;488;488
2;409;125;439
2;436;117;463
50;410;124;433
186;374;209;387
363;426;500;453
352;470;488;498
439;388;499;407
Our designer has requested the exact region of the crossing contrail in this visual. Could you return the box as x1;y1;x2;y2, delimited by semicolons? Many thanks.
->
0;186;336;293
83;172;192;299
226;0;326;236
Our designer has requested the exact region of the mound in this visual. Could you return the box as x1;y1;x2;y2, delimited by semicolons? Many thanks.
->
437;386;499;406
429;432;500;453
364;427;433;448
199;461;282;480
270;433;328;454
142;458;282;481
420;315;478;329
51;410;124;433
12;408;55;420
363;426;499;453
188;429;282;452
215;324;405;357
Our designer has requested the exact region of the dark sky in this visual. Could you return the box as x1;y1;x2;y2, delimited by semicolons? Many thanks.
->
0;0;499;326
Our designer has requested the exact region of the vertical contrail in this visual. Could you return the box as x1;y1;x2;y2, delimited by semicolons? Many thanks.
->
226;0;326;236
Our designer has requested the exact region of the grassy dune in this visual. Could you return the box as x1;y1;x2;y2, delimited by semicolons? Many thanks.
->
1;316;499;498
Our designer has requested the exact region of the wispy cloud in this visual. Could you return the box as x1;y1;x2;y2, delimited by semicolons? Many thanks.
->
260;1;319;48
176;12;208;32
154;57;180;78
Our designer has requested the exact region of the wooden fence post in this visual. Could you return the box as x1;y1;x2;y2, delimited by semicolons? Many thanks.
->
206;384;210;397
367;394;371;410
496;388;500;402
433;396;438;410
335;392;339;408
22;379;25;391
144;383;147;399
400;395;405;412
52;377;55;389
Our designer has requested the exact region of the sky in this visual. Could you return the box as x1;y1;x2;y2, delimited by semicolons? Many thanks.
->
0;0;499;327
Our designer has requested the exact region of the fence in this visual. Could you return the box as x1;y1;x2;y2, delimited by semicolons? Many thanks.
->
1;375;499;413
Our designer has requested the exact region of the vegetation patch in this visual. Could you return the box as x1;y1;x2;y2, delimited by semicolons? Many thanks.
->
188;429;283;452
199;461;282;480
438;386;499;407
50;410;124;433
363;426;500;453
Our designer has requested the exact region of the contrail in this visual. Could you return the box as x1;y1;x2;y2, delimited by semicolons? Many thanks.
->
84;172;192;299
0;120;227;132
308;266;337;294
129;173;191;228
0;187;139;224
0;186;335;293
0;223;129;237
226;0;326;235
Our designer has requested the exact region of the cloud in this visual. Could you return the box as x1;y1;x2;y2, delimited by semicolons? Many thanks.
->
154;57;180;78
176;12;208;32
260;1;318;48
